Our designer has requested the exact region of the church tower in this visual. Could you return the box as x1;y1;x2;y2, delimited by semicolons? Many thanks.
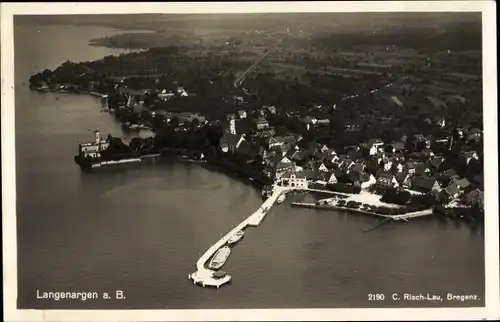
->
94;130;100;144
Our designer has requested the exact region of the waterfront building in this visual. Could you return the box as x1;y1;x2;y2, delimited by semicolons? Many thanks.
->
411;176;441;194
374;172;399;191
279;169;308;189
396;173;413;189
439;183;461;201
360;173;377;189
77;130;110;159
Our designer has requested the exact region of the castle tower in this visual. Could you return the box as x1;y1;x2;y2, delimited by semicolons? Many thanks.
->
229;118;237;135
94;130;100;144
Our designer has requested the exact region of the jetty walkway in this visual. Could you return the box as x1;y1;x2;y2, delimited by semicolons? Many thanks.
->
189;185;293;288
188;185;433;288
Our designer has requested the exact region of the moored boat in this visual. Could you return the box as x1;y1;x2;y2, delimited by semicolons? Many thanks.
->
208;246;231;270
276;193;286;204
227;230;244;245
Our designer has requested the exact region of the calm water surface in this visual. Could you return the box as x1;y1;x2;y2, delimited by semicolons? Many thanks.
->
14;22;485;309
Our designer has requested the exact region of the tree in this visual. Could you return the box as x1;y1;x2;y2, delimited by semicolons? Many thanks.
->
169;116;180;128
192;118;200;129
129;137;143;152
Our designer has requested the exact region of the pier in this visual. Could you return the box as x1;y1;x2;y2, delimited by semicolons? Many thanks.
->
189;185;293;288
189;185;434;288
291;202;434;221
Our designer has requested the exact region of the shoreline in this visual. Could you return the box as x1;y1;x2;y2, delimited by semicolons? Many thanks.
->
291;201;434;221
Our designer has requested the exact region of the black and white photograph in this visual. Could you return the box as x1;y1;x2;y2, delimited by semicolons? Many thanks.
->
2;2;499;321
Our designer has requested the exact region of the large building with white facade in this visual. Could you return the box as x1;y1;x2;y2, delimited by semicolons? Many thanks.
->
78;130;110;159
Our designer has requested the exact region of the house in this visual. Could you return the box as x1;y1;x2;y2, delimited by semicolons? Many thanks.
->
375;172;399;190
404;162;417;174
236;140;258;160
415;163;431;176
391;162;404;173
268;136;285;149
259;146;268;158
331;154;340;164
465;189;484;208
366;139;384;155
372;152;387;166
467;128;482;142
279;142;295;156
301;116;317;125
360;173;376;189
420;148;435;159
396;172;413;189
411;176;440;194
318;163;329;172
265;105;277;115
381;159;393;172
429;157;445;170
316;118;330;125
256;117;269;130
461;151;479;164
275;161;295;180
312;150;328;161
158;91;176;101
368;138;385;149
279;170;308;189
438;169;460;186
386;142;405;154
327;172;338;184
237;109;247;119
219;131;242;153
320;144;330;153
177;86;188;96
314;170;330;182
265;152;282;166
439;183;461;201
338;156;355;170
450;177;471;190
291;150;309;163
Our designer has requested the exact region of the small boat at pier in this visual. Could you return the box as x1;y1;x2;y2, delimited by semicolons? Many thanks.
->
276;194;286;204
227;230;244;245
208;246;231;270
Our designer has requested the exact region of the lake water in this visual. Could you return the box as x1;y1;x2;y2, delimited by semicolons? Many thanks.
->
13;21;485;309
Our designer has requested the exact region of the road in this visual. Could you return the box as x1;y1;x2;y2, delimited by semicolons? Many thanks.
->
233;51;270;88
